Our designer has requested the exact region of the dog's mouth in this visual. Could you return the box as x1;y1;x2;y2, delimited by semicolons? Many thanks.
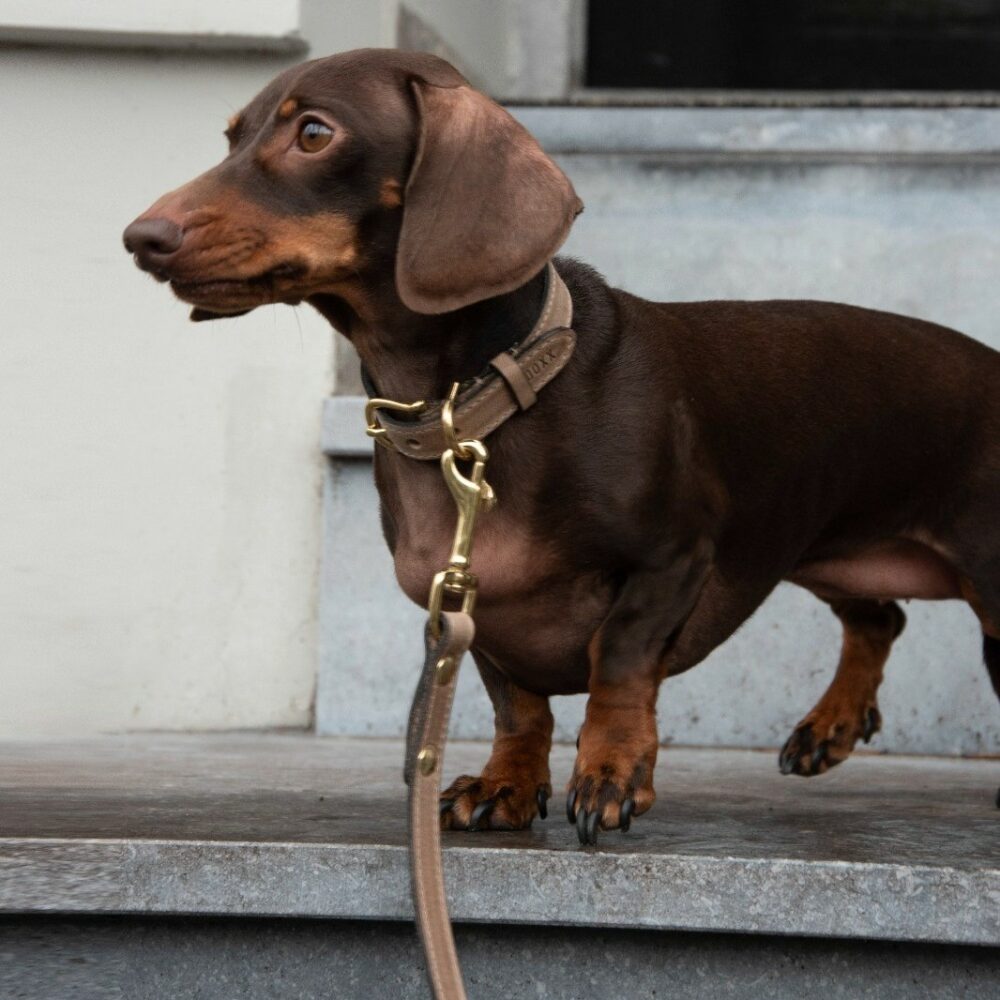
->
169;263;308;314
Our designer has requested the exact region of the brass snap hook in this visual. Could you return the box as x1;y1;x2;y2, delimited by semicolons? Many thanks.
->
440;383;473;460
427;388;498;638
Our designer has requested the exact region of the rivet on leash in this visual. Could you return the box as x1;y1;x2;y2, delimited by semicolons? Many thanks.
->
417;746;438;776
436;656;457;685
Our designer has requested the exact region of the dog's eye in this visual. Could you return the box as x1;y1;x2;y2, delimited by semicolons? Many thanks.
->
298;120;334;153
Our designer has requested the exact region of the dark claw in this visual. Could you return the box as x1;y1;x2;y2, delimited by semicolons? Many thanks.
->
620;798;634;832
566;788;577;824
576;732;581;750
537;788;548;820
780;725;815;775
576;805;589;845
995;786;999;810
586;810;600;845
468;799;494;831
862;707;880;743
810;742;828;774
439;799;454;817
778;738;796;775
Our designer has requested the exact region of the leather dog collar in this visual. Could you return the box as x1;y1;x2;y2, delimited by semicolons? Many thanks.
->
365;262;575;460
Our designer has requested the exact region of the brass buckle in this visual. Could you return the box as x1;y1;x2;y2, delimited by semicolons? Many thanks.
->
365;397;426;451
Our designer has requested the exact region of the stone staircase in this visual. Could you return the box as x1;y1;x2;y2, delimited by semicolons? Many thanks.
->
1;734;997;999
6;104;1000;1000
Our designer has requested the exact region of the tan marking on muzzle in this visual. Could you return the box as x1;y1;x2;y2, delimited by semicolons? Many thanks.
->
264;212;360;280
131;170;362;304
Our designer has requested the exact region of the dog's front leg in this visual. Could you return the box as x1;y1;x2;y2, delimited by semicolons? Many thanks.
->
439;650;554;831
567;539;713;844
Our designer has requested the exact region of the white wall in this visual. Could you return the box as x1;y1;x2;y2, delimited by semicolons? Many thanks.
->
0;1;395;737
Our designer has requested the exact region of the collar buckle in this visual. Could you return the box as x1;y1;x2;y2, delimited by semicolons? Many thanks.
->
364;396;427;451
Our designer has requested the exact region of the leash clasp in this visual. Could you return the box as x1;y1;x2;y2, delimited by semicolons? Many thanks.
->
427;385;496;638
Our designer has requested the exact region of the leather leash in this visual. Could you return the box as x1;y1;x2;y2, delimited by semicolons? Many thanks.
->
403;414;491;1000
405;611;474;1000
380;263;574;999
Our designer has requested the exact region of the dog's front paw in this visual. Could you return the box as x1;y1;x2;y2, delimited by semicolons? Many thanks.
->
779;701;881;777
440;771;551;831
565;734;657;846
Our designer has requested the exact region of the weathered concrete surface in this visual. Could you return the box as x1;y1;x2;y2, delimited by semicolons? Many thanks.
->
3;916;999;1000
1;736;996;946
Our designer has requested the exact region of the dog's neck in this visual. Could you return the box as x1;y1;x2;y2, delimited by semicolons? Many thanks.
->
310;267;549;403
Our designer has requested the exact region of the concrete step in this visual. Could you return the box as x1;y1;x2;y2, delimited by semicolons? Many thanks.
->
1;734;997;999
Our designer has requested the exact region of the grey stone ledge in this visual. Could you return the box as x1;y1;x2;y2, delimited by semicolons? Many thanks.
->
0;26;307;53
508;106;1000;157
1;736;997;947
1;836;998;948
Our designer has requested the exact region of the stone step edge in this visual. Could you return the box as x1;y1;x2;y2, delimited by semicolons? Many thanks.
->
1;838;996;947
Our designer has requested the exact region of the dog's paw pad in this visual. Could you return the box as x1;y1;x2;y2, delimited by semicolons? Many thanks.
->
439;773;550;831
565;761;653;846
779;701;879;777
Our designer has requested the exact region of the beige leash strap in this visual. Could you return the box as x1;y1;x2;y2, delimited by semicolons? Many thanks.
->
396;268;573;997
405;410;493;998
405;610;474;1000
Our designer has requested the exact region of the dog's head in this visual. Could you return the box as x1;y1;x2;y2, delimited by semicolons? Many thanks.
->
123;48;582;321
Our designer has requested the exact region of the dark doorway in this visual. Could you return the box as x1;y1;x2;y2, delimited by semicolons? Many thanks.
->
586;1;1000;90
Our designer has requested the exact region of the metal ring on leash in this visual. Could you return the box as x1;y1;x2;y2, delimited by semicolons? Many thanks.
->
440;383;474;460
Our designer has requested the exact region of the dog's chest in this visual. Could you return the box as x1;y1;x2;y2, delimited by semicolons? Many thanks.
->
391;499;543;610
387;471;609;692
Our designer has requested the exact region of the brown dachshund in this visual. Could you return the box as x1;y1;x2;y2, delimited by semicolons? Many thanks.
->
124;49;1000;844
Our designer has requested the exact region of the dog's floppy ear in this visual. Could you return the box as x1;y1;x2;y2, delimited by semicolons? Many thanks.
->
396;79;583;314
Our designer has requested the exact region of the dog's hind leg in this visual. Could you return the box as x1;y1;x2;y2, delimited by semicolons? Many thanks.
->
779;597;906;777
959;576;1000;689
984;635;1000;809
959;576;1000;807
439;650;554;831
985;634;1000;699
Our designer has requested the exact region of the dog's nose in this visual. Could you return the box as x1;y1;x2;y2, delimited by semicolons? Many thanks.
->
122;217;184;273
